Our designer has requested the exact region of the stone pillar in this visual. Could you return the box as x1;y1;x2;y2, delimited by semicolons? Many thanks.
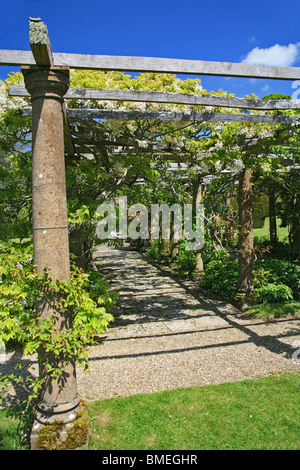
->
269;190;277;248
238;167;254;305
192;179;204;272
22;66;81;426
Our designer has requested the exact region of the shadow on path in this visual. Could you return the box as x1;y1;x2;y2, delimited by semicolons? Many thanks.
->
94;244;300;363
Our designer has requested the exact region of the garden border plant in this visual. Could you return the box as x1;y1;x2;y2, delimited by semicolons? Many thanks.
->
0;241;116;446
199;247;300;307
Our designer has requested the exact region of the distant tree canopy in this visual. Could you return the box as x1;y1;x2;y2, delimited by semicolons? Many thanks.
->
262;93;292;100
1;70;299;301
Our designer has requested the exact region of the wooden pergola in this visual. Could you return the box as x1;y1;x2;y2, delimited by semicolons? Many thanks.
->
3;18;300;158
1;17;299;446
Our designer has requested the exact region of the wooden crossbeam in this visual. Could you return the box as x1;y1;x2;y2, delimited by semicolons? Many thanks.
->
1;48;300;80
64;88;300;110
73;134;181;151
0;49;35;66
10;85;300;110
23;107;300;124
67;108;299;124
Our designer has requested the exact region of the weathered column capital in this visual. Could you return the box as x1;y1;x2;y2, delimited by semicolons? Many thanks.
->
21;65;69;102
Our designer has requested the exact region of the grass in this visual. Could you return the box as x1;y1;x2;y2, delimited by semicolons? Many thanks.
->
253;217;288;241
88;373;300;450
2;372;299;450
0;407;23;450
246;300;300;318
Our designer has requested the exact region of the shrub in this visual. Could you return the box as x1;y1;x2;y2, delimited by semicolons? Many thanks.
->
200;250;238;298
175;239;197;273
254;259;300;299
146;239;163;261
253;236;290;259
254;283;294;303
200;249;300;303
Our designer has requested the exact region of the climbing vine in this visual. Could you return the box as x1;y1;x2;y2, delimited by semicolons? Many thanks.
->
0;242;116;443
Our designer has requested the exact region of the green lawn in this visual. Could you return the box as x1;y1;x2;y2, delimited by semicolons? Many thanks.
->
246;301;300;318
1;372;300;450
253;217;289;241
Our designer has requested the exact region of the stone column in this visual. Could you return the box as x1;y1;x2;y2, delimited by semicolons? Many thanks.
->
269;189;277;248
238;167;254;304
22;66;81;425
192;179;204;272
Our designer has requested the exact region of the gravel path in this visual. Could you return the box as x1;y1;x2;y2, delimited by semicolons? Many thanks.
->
76;244;300;401
1;243;300;407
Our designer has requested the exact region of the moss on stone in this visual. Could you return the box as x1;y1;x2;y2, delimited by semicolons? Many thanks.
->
36;421;64;450
62;402;89;450
35;401;88;450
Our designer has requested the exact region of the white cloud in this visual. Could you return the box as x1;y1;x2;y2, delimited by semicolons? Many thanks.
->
261;84;270;92
242;42;300;67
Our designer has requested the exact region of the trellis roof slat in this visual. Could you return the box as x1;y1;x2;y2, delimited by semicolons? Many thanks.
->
66;108;300;124
1;48;300;80
64;88;300;110
10;85;300;110
22;107;300;124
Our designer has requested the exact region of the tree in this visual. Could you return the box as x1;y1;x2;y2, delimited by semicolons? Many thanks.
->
0;77;32;242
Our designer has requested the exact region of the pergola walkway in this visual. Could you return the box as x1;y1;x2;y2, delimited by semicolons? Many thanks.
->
76;244;300;401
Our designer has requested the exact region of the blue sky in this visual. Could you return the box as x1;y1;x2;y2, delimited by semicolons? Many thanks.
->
1;0;300;98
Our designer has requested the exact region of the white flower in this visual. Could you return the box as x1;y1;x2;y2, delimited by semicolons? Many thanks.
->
231;158;244;173
214;140;223;149
106;101;115;110
215;160;222;171
138;140;148;148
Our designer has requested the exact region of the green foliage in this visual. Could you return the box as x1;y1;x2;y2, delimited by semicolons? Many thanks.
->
246;300;300;318
146;239;163;261
0;75;32;242
0;242;116;409
200;250;239;298
254;259;300;298
69;70;203;100
262;93;292;100
253;198;268;229
175;239;197;273
200;250;300;303
146;238;198;273
253;236;290;260
254;283;293;304
86;270;118;311
0;111;32;242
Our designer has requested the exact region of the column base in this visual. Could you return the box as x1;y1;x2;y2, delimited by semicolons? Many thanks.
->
30;401;89;450
233;292;256;311
35;393;81;424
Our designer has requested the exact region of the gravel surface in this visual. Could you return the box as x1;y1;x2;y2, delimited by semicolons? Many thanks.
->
1;244;300;406
77;244;300;401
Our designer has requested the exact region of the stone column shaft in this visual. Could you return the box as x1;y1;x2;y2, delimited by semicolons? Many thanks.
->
22;66;80;423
